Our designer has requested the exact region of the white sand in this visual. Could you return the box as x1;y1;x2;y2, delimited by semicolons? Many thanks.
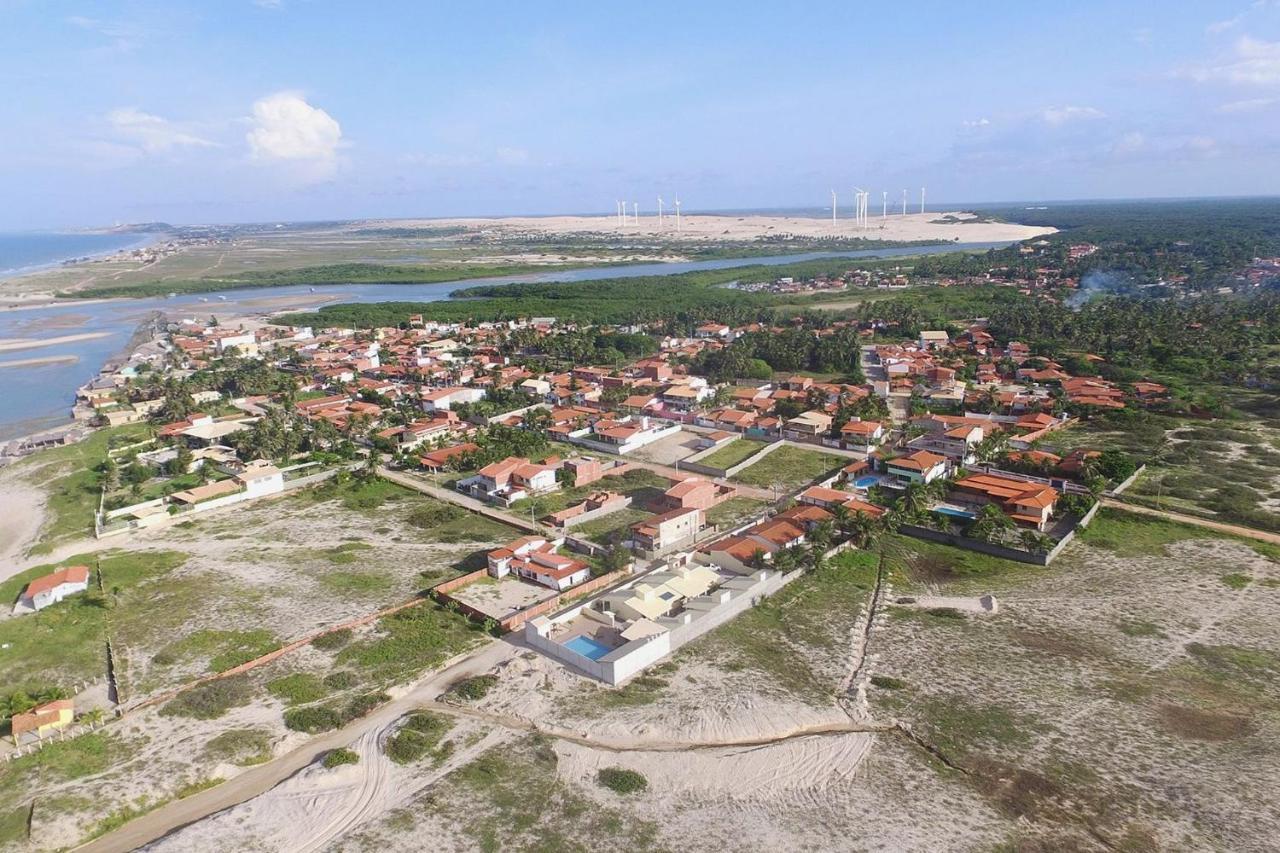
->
0;331;111;352
361;211;1056;245
0;478;46;577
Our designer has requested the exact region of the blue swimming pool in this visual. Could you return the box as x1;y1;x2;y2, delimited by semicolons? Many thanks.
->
854;476;879;489
934;506;977;520
564;635;614;661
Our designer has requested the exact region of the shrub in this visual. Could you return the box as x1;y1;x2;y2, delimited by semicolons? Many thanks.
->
385;712;454;765
926;607;966;619
870;675;907;690
449;674;497;702
323;670;358;690
312;628;353;651
204;728;273;766
406;503;465;530
283;705;342;734
597;767;647;795
322;748;360;769
342;692;390;723
266;673;327;706
160;676;252;720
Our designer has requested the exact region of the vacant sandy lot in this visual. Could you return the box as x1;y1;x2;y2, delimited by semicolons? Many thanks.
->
143;513;1280;853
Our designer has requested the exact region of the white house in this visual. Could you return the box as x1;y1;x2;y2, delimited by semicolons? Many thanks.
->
487;535;591;591
17;566;91;613
234;460;284;498
421;386;485;412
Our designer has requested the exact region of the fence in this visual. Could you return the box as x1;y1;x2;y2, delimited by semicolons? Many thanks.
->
897;499;1101;567
124;594;428;713
680;437;780;479
431;565;635;633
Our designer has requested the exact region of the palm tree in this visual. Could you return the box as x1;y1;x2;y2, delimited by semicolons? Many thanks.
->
830;504;852;540
850;512;878;548
809;520;834;552
809;542;827;573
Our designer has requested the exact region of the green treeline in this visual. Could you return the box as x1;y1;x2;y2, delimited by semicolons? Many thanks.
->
59;262;603;299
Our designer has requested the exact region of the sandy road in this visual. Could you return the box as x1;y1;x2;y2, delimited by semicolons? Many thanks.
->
1100;499;1280;545
76;639;521;853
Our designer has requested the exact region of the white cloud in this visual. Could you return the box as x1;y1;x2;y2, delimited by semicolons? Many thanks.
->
107;108;216;153
64;14;146;52
246;93;343;178
1218;96;1277;112
1179;36;1280;86
1040;105;1107;125
962;117;991;129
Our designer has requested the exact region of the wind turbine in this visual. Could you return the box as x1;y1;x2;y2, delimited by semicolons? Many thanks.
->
920;187;926;214
901;189;908;215
616;200;624;227
633;202;639;226
657;196;664;228
852;187;864;229
831;190;838;226
882;191;888;219
674;197;682;233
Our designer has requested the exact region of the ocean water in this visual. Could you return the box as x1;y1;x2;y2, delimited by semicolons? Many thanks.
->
0;231;148;277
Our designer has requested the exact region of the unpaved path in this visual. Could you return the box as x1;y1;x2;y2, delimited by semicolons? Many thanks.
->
76;640;520;853
1101;499;1280;545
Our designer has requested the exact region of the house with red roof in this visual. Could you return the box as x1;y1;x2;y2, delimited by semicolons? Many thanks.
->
953;473;1060;530
458;456;561;505
10;699;74;742
487;535;591;591
884;450;949;485
17;565;90;613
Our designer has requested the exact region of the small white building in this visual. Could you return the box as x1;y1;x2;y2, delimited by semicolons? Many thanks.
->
233;460;284;497
421;386;485;413
17;566;91;613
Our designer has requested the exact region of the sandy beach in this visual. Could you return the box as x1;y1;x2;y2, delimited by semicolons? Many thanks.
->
0;353;79;369
0;478;45;575
0;331;111;352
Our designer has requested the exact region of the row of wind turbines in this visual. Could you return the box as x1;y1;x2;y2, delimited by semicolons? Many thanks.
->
615;197;683;232
832;187;927;228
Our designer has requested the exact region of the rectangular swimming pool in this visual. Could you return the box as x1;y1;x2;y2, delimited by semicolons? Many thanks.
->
563;634;614;661
934;505;976;520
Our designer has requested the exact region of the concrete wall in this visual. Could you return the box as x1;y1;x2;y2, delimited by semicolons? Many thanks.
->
525;564;803;685
524;607;672;684
433;565;635;633
681;438;781;478
663;570;795;647
95;467;341;539
562;423;682;456
557;497;633;531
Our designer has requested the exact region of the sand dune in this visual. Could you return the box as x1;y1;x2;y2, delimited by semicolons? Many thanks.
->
361;210;1056;245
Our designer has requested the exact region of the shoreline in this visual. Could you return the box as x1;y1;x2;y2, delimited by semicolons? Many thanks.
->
0;231;161;282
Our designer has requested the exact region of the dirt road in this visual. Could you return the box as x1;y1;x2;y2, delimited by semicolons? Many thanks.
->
1101;499;1280;545
75;639;520;853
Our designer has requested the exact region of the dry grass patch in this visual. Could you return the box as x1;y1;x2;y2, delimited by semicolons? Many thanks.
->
1156;704;1253;741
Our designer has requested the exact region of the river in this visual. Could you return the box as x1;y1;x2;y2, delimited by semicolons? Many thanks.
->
0;241;1010;441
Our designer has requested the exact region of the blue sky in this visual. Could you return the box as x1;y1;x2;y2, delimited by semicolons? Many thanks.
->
3;0;1280;228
